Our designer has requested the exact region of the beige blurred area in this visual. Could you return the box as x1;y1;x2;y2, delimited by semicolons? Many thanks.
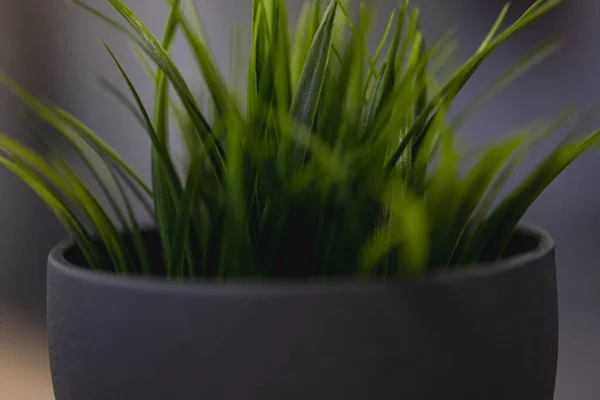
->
0;308;53;399
0;0;60;397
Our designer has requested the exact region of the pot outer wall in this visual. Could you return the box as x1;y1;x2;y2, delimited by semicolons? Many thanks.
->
47;225;558;400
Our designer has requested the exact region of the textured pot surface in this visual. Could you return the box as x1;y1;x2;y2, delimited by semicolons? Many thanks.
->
47;225;558;400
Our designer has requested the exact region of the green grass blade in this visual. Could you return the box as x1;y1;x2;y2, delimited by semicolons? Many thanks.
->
331;0;348;55
104;154;155;221
51;159;133;273
0;70;152;197
421;124;459;266
440;0;564;103
359;63;388;138
96;75;146;128
130;41;157;80
291;1;314;91
220;112;251;278
108;0;194;113
100;40;181;190
0;134;130;272
272;0;292;110
396;3;417;75
410;104;447;194
170;158;203;278
229;26;246;102
478;3;510;52
313;0;323;33
129;42;198;160
407;32;428;157
454;111;580;264
330;44;343;65
429;29;458;75
70;0;139;44
413;29;428;118
0;134;89;217
361;182;429;276
289;0;337;128
342;12;368;140
334;0;377;75
177;10;233;118
360;7;404;139
94;144;152;274
518;0;561;21
181;0;212;54
102;37;186;273
386;0;564;173
248;0;266;117
436;134;530;266
108;0;225;180
153;1;182;274
469;127;600;262
0;71;151;229
363;10;396;92
0;156;106;269
451;40;562;129
56;110;152;197
318;38;356;144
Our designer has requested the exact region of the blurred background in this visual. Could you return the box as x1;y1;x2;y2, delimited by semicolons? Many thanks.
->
0;0;598;398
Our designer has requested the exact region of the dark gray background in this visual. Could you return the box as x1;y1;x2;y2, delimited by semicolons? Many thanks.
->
0;1;598;398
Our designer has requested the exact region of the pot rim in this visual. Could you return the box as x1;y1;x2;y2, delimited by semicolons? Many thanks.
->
48;223;554;295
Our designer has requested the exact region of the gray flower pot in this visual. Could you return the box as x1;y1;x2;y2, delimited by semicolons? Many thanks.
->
47;224;558;400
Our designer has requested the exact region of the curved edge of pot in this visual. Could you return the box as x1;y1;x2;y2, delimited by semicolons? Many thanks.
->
47;223;558;400
47;223;555;294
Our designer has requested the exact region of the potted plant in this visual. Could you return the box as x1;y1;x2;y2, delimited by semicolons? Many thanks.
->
0;0;596;398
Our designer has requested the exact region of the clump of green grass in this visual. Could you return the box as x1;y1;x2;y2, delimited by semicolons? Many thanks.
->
0;0;597;279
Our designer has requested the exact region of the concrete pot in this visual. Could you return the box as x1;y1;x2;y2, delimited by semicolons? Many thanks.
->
47;224;558;400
